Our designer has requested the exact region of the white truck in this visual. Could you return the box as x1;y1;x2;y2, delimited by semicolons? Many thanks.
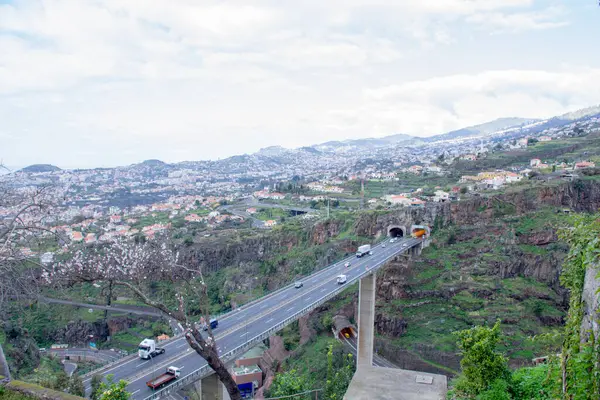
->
337;274;347;284
138;338;166;360
356;244;372;258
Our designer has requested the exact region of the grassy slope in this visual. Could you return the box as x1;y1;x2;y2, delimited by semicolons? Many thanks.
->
383;208;570;366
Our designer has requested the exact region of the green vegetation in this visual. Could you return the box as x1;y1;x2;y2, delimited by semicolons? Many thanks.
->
268;340;355;400
0;386;38;400
97;375;130;400
1;380;84;400
382;208;572;367
451;321;510;398
448;213;600;399
254;207;288;221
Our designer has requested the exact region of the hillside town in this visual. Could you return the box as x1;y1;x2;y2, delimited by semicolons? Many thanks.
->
2;111;599;263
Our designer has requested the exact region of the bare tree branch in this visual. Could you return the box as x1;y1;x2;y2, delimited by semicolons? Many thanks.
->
49;235;242;400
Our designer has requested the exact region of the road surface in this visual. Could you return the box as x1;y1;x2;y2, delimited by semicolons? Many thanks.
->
342;337;397;369
83;237;421;399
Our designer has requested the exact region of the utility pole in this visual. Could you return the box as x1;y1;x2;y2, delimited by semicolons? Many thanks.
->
327;197;330;219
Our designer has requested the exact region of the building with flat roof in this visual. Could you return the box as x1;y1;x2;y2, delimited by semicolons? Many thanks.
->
235;343;267;367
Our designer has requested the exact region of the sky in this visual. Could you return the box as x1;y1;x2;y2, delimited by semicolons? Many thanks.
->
1;1;600;169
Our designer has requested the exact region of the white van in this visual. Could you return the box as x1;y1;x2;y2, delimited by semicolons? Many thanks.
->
336;274;347;284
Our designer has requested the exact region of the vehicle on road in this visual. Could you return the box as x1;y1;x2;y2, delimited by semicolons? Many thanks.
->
337;274;347;284
344;261;350;267
356;244;372;258
138;339;165;360
382;244;386;248
412;229;426;238
203;318;219;331
146;366;181;390
294;281;303;288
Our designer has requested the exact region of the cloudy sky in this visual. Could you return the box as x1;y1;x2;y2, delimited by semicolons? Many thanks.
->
1;0;599;168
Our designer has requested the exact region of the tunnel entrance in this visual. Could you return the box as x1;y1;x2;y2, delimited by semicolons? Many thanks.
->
388;226;406;238
339;326;356;340
333;315;357;339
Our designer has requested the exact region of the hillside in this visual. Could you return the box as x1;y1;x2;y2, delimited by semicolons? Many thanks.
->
18;164;61;173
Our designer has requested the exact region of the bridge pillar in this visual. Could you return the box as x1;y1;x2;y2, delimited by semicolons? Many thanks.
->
198;374;230;400
357;272;376;368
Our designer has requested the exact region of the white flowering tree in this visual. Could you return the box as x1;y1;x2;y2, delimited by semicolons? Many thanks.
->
47;236;242;400
0;179;60;309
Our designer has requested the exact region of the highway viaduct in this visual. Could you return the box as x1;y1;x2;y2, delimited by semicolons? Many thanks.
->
80;225;429;400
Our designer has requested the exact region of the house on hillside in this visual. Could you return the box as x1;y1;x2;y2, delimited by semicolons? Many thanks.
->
575;161;596;170
460;154;477;161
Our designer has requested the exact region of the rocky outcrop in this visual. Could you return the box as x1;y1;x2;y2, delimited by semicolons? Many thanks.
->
298;315;316;346
450;181;600;225
354;206;449;238
375;314;408;336
51;316;143;345
311;220;343;245
257;335;289;397
354;181;600;238
517;230;558;246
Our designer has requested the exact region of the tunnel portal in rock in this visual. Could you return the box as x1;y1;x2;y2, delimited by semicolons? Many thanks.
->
333;315;357;339
388;225;406;238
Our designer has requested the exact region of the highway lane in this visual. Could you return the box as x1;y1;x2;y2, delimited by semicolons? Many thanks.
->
83;242;375;391
342;337;397;369
119;237;421;400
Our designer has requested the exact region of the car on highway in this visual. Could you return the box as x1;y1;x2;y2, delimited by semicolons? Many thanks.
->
337;274;347;284
382;244;386;248
294;281;303;288
344;262;350;267
202;318;219;331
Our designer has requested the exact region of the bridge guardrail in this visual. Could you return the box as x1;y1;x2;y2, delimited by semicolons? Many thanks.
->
81;333;186;381
141;239;422;400
85;238;393;381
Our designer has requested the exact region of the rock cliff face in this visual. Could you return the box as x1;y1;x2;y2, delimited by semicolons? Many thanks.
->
581;265;600;342
343;182;600;374
355;181;600;236
50;316;144;345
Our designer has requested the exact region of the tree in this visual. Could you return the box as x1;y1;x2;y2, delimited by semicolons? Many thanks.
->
0;182;60;309
68;374;85;397
460;187;468;195
452;320;510;398
98;375;131;400
268;369;311;399
91;374;103;400
47;236;243;400
557;214;600;399
54;371;70;390
324;345;354;399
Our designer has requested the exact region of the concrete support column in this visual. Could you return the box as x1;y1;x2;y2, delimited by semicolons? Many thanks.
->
357;272;376;368
200;374;226;400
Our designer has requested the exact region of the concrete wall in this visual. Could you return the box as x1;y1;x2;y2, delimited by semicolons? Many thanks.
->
232;371;262;386
235;357;261;367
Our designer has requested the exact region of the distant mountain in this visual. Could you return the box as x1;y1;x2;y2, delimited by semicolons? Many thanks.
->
558;105;600;121
312;133;415;152
19;164;61;173
140;159;167;167
425;118;538;142
257;146;287;156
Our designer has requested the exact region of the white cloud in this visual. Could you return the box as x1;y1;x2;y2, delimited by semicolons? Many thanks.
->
0;0;593;167
356;68;600;135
